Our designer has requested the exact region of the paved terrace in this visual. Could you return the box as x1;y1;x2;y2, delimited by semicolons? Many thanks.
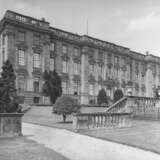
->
23;106;160;154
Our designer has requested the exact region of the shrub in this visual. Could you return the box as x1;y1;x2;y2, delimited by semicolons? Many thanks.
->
53;96;79;122
42;70;62;104
113;89;124;103
97;88;108;105
0;60;20;113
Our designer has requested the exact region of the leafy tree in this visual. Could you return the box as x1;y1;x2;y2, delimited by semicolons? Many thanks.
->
113;89;124;103
42;70;62;104
0;60;20;113
97;88;108;105
53;96;80;122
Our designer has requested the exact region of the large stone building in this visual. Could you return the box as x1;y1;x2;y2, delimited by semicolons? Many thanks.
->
0;10;160;104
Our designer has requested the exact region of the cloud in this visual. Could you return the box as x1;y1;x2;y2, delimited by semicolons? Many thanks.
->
127;12;160;31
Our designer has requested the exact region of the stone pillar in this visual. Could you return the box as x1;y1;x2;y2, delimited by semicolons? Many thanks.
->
146;63;153;97
81;47;89;104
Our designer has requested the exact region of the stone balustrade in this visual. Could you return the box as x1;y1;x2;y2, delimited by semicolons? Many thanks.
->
72;112;131;131
0;113;24;137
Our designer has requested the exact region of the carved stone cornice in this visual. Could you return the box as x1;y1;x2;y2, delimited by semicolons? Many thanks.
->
73;74;81;84
97;59;104;67
135;83;139;91
50;51;56;58
88;74;96;84
61;54;70;61
32;45;43;53
73;55;81;63
121;65;127;72
32;68;42;76
61;72;69;82
16;66;28;76
16;41;28;50
107;62;113;69
114;63;120;69
88;57;96;65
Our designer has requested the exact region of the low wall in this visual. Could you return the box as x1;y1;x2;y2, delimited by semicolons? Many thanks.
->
0;113;24;137
73;112;131;131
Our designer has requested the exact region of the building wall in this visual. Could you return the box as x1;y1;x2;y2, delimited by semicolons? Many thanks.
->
0;10;160;104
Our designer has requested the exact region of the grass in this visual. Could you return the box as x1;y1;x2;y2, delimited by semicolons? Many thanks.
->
0;136;69;160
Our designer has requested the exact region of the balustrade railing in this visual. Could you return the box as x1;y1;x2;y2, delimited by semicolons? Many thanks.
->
106;96;160;120
72;112;131;131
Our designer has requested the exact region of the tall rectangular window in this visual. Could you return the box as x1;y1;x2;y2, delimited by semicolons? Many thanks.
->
74;63;80;75
62;61;68;73
62;45;67;54
18;75;25;92
18;49;25;65
89;64;94;73
2;35;5;46
50;42;55;51
50;58;54;71
33;78;39;93
73;82;80;95
89;84;94;96
18;31;25;42
33;53;40;68
74;48;79;56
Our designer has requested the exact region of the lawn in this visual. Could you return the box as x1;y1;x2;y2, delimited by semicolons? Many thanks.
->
0;136;69;160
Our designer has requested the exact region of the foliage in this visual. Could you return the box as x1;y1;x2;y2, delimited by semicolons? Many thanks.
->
97;88;108;105
53;96;79;122
42;70;62;104
113;89;124;103
0;60;20;113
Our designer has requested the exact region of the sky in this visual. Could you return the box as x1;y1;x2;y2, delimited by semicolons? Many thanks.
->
0;0;160;56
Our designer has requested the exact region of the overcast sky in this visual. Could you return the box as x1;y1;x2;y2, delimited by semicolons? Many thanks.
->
0;0;160;56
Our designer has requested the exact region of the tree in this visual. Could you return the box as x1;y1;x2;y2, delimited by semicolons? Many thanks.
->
97;88;108;105
53;96;80;122
42;70;62;104
113;89;124;103
0;60;20;113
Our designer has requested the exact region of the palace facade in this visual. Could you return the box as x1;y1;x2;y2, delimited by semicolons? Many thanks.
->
0;10;160;104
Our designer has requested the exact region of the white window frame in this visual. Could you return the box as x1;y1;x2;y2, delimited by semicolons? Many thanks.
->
33;53;41;68
18;49;25;66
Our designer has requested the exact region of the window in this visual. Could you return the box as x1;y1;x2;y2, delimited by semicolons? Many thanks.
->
18;31;25;42
73;82;80;95
34;34;40;45
98;66;103;76
74;48;79;56
33;53;40;68
89;64;94;73
2;49;5;63
89;84;94;96
18;49;25;65
50;42;55;51
50;58;54;71
33;78;39;93
114;56;119;64
62;82;68;94
74;63;80;75
18;77;25;92
2;35;5;45
62;61;68;73
62;45;67;54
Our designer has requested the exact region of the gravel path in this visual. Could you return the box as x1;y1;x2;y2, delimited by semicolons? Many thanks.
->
23;122;160;160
